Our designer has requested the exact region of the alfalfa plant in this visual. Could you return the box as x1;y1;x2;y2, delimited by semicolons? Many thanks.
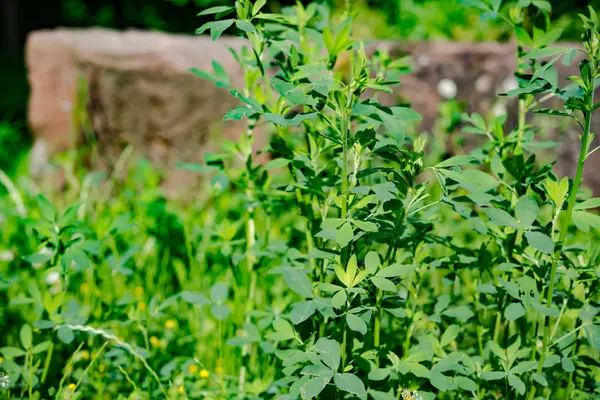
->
191;0;600;399
190;1;472;399
452;1;600;399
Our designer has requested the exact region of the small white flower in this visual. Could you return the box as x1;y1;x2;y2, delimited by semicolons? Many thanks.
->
500;76;518;93
45;271;61;285
0;251;14;262
475;74;493;93
437;78;457;99
0;372;9;389
492;102;507;117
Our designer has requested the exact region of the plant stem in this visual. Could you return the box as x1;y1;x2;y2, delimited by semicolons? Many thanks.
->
527;107;594;400
517;97;526;149
341;112;349;221
563;320;581;400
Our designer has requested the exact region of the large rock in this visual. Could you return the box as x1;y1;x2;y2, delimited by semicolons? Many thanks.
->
26;29;599;193
26;28;248;192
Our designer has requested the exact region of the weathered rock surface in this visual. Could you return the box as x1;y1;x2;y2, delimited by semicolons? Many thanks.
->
26;28;247;191
26;29;599;193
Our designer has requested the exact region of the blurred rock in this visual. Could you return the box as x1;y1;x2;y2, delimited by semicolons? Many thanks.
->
26;28;248;193
26;30;599;194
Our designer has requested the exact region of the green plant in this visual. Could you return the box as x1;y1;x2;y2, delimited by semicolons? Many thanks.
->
0;1;599;399
189;1;600;398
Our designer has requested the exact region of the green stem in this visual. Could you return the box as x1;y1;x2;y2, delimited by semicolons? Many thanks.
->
563;320;581;400
341;114;349;221
527;107;594;400
373;290;382;365
517;97;526;148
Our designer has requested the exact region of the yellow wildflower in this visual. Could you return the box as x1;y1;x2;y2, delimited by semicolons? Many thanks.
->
68;383;77;391
138;302;146;311
80;350;90;361
199;369;209;378
177;385;185;394
0;357;3;363
98;364;105;373
149;336;160;347
134;286;144;296
165;319;177;330
215;366;223;374
80;283;90;294
188;364;199;374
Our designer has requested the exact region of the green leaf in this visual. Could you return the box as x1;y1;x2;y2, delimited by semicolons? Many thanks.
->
210;282;229;304
505;303;526;321
270;319;295;341
378;110;406;145
511;360;537;374
334;373;366;396
455;376;477;391
264;112;318;127
365;251;380;274
575;198;600;210
441;325;459;347
265;158;291;171
429;371;453;391
543;354;561;368
211;304;230;320
351;219;378;232
369;390;396;400
236;20;257;34
315;338;341;371
224;106;257;121
301;375;331;399
346;314;367;335
335;223;354;248
435;155;476;169
252;0;267;16
370;277;397;292
36;194;56;221
291;301;317;325
584;324;600;349
331;289;348;309
516;196;539;229
0;346;26;358
180;291;211;305
283;269;314;298
561;357;575;372
443;305;474;322
441;169;498;193
532;373;548;386
196;19;235;41
23;252;52;265
481;371;506;380
515;27;532;46
533;108;571;117
532;0;551;11
32;341;52;355
508;373;526;395
526;47;567;59
373;182;398;203
484;207;519;229
58;326;74;344
525;231;554;254
20;324;32;349
376;264;417;278
391;106;422;121
197;6;234;16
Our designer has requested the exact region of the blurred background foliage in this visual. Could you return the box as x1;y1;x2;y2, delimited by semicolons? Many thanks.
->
0;0;598;177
